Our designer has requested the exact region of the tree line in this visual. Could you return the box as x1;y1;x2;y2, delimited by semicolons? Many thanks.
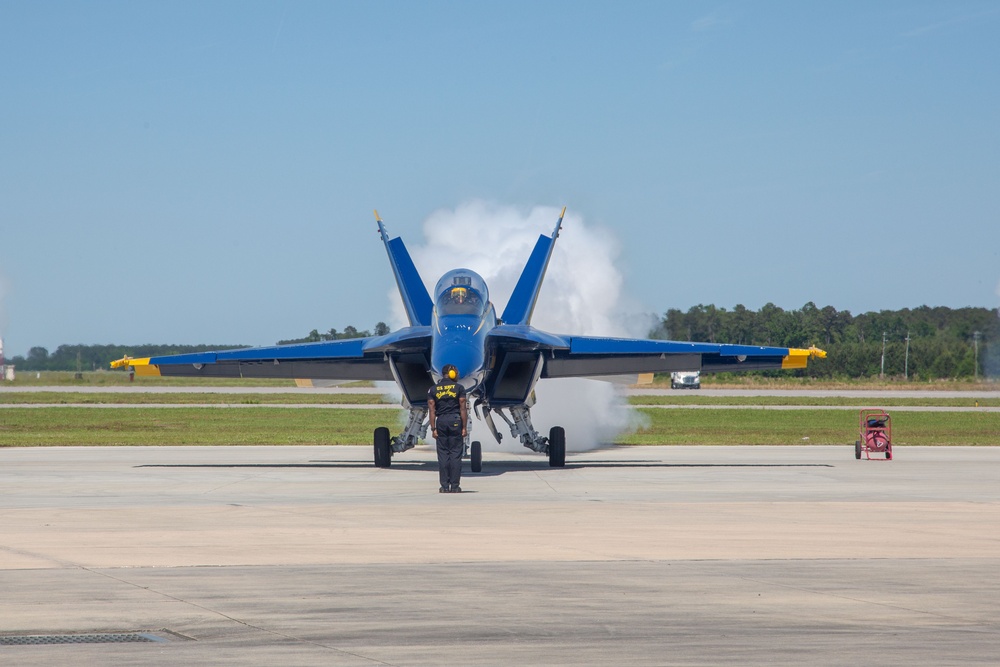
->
276;322;390;345
7;322;389;372
8;308;998;380
653;303;999;380
8;343;249;373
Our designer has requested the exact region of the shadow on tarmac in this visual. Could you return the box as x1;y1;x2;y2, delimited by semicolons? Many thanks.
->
137;460;833;477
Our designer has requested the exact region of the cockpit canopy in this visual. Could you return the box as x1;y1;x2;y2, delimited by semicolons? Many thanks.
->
434;269;489;317
437;285;484;316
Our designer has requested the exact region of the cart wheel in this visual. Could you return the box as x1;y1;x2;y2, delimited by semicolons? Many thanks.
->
886;447;892;460
855;441;861;460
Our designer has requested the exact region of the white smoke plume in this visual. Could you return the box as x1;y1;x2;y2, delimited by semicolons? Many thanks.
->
385;201;652;451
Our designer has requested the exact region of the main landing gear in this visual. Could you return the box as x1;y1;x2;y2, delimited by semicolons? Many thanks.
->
373;406;429;468
374;426;391;468
492;405;566;468
548;426;565;467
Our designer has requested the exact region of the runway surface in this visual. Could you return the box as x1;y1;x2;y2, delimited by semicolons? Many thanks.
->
2;445;999;665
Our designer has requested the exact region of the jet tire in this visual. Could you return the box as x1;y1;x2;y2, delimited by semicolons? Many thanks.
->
548;426;566;468
374;427;392;468
471;441;482;473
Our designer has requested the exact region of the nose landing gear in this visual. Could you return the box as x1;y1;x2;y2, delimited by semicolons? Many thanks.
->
470;440;482;473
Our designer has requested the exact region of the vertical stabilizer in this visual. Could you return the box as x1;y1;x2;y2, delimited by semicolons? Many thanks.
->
375;211;433;326
500;207;566;326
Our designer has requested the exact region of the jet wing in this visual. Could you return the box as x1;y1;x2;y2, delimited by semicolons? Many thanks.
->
544;335;826;378
485;326;825;379
111;327;432;382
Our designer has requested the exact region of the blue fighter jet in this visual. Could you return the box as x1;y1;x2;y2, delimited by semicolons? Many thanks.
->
113;208;825;470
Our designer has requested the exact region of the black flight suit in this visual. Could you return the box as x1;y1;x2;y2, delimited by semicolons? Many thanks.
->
427;380;467;491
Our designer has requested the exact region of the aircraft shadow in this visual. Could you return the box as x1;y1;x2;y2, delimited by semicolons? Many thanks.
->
464;461;833;477
138;460;833;478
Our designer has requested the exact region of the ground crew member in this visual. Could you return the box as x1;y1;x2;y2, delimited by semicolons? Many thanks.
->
427;364;467;493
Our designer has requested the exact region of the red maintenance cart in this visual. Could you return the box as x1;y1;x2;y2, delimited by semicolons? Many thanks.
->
856;409;892;460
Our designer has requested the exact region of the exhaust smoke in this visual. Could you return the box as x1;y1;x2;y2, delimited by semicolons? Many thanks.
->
385;201;652;451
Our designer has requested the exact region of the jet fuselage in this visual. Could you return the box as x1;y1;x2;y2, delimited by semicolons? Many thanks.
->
430;268;496;390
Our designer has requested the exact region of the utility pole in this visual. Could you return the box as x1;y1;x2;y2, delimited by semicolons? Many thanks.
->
880;331;887;379
973;331;981;381
904;332;911;380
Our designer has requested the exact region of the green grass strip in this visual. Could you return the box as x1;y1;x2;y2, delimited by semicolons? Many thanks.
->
628;395;1000;407
617;408;1000;446
2;407;999;447
0;407;400;446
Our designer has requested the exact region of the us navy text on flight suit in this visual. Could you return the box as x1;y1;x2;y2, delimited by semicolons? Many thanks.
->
427;380;467;490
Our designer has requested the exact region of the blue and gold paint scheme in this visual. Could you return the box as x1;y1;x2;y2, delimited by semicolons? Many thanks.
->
110;208;827;457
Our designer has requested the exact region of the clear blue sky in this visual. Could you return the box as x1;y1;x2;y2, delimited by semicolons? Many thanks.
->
2;1;998;356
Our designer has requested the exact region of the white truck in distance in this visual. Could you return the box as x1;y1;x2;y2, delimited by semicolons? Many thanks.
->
670;371;700;389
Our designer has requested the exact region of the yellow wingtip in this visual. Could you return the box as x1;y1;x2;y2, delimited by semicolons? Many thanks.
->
781;346;828;369
110;356;152;370
373;209;382;222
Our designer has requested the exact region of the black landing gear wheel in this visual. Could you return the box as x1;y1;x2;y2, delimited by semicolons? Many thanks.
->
374;427;392;468
548;426;566;468
470;441;482;473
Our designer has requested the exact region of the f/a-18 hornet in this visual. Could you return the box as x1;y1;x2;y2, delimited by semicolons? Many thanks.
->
113;208;825;470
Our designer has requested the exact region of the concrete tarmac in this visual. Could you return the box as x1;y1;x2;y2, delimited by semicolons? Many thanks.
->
2;445;999;665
